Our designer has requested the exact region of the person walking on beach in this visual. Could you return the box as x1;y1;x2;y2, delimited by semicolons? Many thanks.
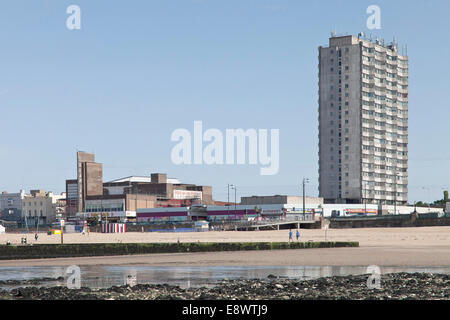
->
289;229;293;242
296;229;300;241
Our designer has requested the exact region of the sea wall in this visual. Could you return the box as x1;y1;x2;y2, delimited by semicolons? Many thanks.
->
329;213;450;228
0;241;359;260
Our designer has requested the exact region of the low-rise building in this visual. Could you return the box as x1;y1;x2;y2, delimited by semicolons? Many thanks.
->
0;190;25;224
22;190;65;226
104;173;213;205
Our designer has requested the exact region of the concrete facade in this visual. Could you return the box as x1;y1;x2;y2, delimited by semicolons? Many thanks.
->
319;35;408;205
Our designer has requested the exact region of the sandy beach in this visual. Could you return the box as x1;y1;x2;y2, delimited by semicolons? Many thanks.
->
1;227;450;267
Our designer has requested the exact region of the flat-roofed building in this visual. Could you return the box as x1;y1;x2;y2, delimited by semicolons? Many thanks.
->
0;190;25;224
104;173;213;205
318;34;408;205
22;190;65;226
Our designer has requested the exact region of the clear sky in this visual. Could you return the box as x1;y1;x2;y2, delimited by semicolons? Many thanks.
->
1;0;449;203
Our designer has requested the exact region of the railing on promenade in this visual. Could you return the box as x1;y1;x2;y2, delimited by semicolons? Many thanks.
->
215;214;317;230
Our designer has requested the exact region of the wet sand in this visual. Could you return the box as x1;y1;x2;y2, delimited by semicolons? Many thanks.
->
1;227;450;267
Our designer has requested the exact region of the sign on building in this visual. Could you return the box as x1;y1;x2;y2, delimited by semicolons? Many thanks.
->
173;190;202;201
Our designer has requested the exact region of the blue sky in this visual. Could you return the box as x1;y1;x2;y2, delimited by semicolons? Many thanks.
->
1;0;449;203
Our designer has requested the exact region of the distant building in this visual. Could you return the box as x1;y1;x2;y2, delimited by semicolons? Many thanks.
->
65;179;78;217
76;151;103;212
104;173;213;205
66;152;103;217
241;195;323;206
66;152;214;219
22;190;65;226
0;190;25;223
84;193;157;214
318;34;408;205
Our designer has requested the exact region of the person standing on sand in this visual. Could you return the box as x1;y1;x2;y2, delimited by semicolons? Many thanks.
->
296;230;300;241
289;229;293;242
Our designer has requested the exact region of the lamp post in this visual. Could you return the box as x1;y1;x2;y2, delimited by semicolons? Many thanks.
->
234;187;237;214
227;184;230;217
302;178;309;218
230;185;237;219
100;196;104;232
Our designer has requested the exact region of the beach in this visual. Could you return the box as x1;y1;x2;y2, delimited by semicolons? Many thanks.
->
1;226;450;267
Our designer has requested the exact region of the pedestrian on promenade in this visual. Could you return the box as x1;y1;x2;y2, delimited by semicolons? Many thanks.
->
289;229;293;242
296;229;300;241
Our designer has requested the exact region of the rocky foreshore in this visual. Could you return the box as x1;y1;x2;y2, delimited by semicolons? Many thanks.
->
0;276;64;286
0;273;449;300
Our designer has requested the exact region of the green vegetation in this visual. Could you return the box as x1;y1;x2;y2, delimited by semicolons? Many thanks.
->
0;241;359;260
414;190;449;208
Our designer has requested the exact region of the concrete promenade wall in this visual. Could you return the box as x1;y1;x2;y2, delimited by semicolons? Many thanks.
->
0;241;359;260
330;213;450;228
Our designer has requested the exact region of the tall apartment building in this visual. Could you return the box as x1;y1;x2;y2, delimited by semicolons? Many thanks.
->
318;34;408;205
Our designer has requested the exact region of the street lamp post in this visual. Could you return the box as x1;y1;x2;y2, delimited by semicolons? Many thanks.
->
100;196;104;232
302;178;309;219
230;185;237;220
227;184;230;217
234;187;237;214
